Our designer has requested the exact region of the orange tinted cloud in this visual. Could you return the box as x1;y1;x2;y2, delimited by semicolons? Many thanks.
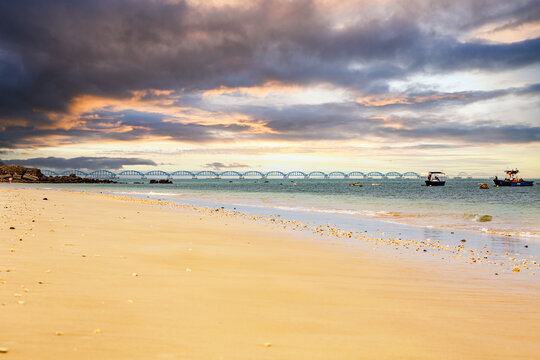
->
356;92;471;107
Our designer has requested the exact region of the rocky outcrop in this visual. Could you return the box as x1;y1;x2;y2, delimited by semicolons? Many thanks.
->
0;165;116;183
149;179;172;184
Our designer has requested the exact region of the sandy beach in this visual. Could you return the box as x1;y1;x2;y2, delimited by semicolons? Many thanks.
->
1;187;539;359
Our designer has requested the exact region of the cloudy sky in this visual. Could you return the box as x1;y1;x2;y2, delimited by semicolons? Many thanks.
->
1;0;539;175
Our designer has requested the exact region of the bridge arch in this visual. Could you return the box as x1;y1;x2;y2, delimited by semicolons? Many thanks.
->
402;171;421;179
328;171;347;178
60;170;88;177
88;170;117;179
265;171;286;178
243;171;265;178
348;171;365;178
287;171;307;178
220;171;243;178
118;170;145;178
385;171;402;178
170;170;195;178
196;170;219;178
145;170;171;177
308;171;327;178
367;171;385;178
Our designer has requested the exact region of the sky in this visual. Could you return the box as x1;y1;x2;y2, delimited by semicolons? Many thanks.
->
0;0;539;176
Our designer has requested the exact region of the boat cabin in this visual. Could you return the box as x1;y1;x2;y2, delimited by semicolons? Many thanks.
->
425;171;446;186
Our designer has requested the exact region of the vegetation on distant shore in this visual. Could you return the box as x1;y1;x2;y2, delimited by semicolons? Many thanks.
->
0;165;116;183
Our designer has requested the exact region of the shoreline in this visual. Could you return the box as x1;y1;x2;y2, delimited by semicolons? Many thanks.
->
11;180;540;242
10;184;540;276
1;187;539;359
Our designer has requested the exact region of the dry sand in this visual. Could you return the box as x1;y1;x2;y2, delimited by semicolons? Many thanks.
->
1;187;539;359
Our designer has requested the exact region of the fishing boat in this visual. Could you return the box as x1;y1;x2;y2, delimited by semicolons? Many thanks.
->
425;171;446;186
493;169;533;187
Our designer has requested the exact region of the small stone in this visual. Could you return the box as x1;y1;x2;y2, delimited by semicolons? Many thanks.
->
131;272;139;277
9;249;14;253
524;245;528;248
460;239;466;243
263;342;272;347
0;347;8;353
94;329;101;334
43;198;48;200
55;331;64;336
9;227;15;230
512;266;520;272
17;300;24;305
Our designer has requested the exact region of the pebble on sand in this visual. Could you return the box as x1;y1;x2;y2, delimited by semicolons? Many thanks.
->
512;266;521;272
55;331;64;336
0;347;8;353
94;329;101;334
131;272;139;277
263;342;272;347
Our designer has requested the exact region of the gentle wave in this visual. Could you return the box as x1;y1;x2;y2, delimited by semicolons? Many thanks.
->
108;190;182;197
217;202;393;218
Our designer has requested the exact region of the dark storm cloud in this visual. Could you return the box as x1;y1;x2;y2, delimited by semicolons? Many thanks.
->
243;102;540;144
0;109;254;148
0;0;539;147
4;156;157;170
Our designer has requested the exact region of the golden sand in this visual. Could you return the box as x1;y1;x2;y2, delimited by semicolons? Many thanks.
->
1;187;539;359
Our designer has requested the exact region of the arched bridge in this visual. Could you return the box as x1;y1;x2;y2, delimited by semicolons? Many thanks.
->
41;169;423;179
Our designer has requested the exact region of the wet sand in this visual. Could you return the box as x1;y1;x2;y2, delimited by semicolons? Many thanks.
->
1;187;539;359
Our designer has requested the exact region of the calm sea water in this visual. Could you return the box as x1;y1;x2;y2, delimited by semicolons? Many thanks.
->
101;178;539;235
14;178;540;262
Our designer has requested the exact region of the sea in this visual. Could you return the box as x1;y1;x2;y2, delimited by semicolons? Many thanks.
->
13;178;540;270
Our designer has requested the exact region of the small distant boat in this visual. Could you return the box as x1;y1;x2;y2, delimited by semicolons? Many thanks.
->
493;169;533;187
349;182;363;187
425;171;446;186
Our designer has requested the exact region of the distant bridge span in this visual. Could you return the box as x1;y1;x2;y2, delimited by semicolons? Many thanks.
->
41;169;424;179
